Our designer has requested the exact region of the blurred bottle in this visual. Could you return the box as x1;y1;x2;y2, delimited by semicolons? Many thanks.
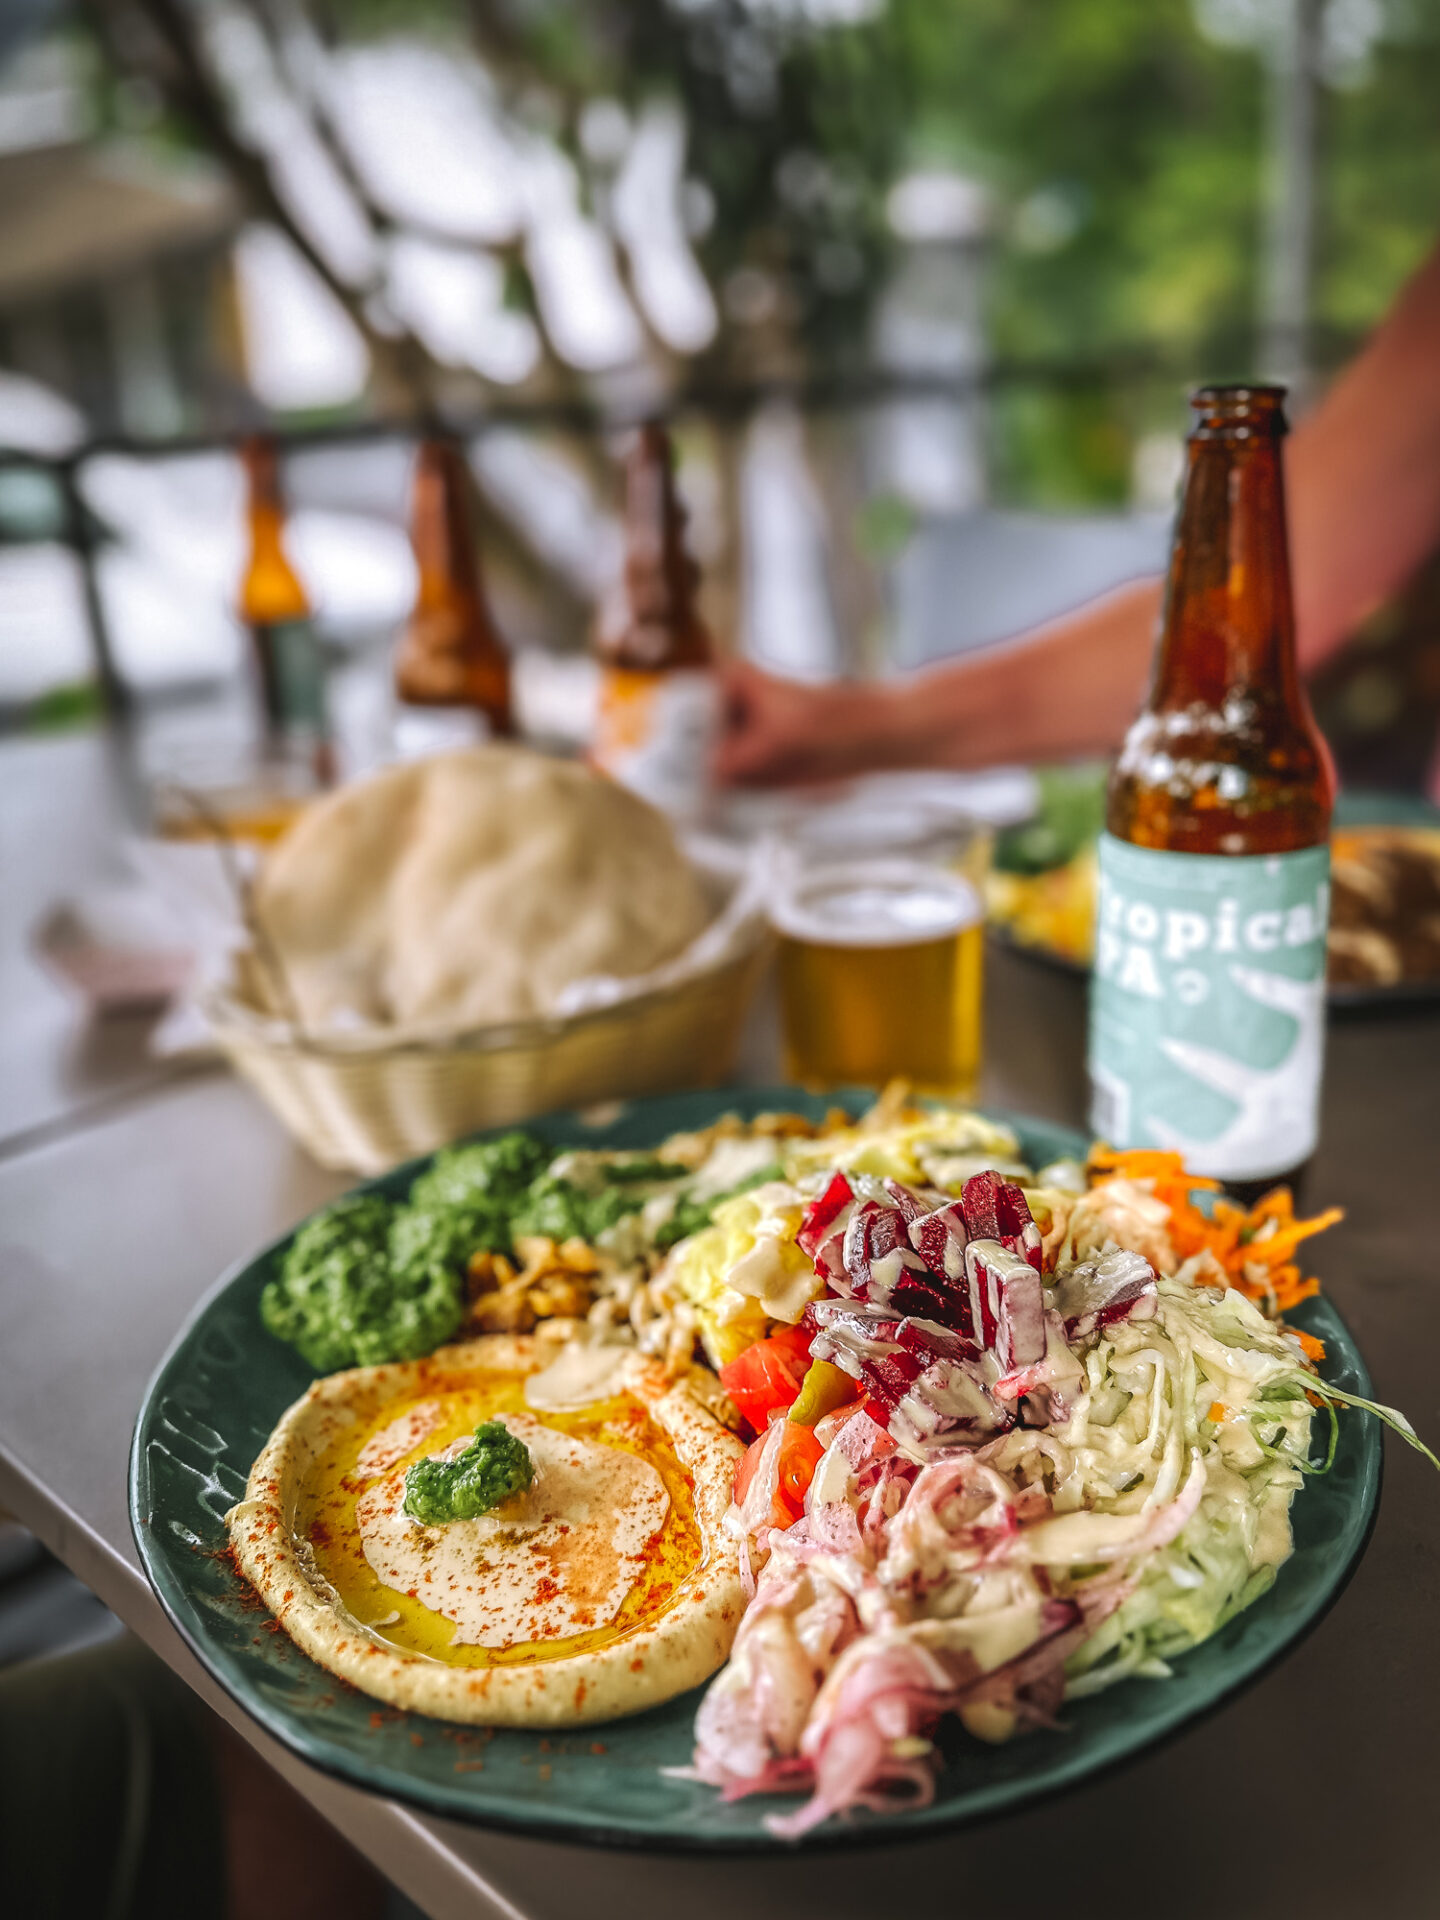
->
1089;385;1334;1199
238;434;332;785
592;421;719;823
393;436;513;756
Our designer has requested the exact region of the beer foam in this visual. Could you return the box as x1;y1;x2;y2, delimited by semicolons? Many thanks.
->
771;860;982;947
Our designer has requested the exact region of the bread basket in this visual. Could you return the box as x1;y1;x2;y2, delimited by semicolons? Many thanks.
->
205;889;770;1175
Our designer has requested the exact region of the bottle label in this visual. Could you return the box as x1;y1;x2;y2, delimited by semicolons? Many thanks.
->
593;667;720;823
256;619;326;733
1088;833;1330;1181
393;705;494;761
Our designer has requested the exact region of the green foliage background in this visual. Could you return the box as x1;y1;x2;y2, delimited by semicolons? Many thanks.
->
111;0;1440;504
435;1;1440;503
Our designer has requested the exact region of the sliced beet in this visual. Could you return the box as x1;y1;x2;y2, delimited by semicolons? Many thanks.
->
856;1349;924;1411
839;1199;931;1308
959;1169;1004;1240
961;1170;1035;1242
964;1238;1047;1372
957;1174;1044;1276
892;1356;1013;1442
797;1171;854;1259
842;1200;883;1293
807;1299;902;1341
964;1238;1000;1349
889;1270;957;1320
813;1227;849;1292
867;1248;929;1310
998;1272;1047;1371
894;1317;978;1364
867;1207;909;1262
812;1231;848;1295
863;1206;922;1306
889;1269;971;1332
883;1179;928;1225
1053;1248;1157;1341
908;1200;969;1283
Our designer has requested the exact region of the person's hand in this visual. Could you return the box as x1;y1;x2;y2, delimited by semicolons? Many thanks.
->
714;659;904;787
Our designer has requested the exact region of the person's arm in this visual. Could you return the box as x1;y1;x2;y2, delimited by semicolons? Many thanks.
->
717;239;1440;788
1287;240;1440;668
716;578;1159;785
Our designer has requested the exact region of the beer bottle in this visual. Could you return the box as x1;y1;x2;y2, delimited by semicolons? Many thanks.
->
1088;385;1334;1197
393;436;513;756
592;421;719;822
239;434;332;783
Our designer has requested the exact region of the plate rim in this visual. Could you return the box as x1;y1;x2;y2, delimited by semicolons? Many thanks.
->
129;1088;1384;1851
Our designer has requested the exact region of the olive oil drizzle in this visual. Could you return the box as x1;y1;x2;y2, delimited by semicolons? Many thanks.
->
299;1372;705;1669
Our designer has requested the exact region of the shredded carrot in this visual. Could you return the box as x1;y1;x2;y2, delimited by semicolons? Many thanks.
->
1291;1328;1327;1363
1207;1402;1227;1424
1086;1147;1341;1317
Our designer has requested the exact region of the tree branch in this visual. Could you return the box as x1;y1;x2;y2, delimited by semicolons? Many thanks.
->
83;0;434;412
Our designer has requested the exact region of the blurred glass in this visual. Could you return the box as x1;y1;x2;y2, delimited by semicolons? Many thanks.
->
769;803;988;1097
148;741;318;847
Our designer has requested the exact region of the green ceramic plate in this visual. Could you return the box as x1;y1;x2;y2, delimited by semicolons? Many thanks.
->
130;1086;1381;1851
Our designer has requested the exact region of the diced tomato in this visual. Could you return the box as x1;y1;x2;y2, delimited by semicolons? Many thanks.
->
719;1324;813;1436
733;1431;766;1507
733;1422;825;1529
774;1422;825;1521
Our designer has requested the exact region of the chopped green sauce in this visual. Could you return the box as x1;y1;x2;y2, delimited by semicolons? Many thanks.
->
259;1129;762;1375
404;1135;551;1260
510;1171;646;1244
402;1421;534;1524
261;1132;547;1373
260;1194;458;1374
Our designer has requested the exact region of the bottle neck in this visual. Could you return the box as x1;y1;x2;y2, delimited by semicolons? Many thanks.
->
1149;427;1300;713
397;442;512;729
411;443;485;624
240;442;309;625
599;424;712;672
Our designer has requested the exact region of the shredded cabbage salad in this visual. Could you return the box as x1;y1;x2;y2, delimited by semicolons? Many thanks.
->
656;1102;1436;1837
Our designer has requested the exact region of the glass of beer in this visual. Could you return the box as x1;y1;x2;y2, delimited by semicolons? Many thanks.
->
148;739;319;848
770;808;987;1097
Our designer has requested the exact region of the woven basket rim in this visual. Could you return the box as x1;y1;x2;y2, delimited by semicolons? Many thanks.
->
205;925;771;1062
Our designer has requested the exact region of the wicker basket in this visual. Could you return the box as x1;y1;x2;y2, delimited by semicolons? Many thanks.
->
206;930;771;1174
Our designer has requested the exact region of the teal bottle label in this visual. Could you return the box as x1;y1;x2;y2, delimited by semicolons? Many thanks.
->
270;619;327;731
1088;833;1329;1181
253;619;327;734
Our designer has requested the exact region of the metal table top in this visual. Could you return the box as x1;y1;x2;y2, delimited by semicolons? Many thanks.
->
2;727;1437;1919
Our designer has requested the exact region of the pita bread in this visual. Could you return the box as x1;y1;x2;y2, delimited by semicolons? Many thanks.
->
251;748;712;1031
226;1335;745;1727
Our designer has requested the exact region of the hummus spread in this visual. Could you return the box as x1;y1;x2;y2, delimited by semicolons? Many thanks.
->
356;1415;671;1648
227;1335;745;1726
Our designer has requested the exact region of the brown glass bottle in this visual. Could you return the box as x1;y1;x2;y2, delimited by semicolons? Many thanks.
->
592;422;718;820
239;435;332;783
1090;386;1334;1198
393;437;513;748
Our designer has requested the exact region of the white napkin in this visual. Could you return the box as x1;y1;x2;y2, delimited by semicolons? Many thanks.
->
34;838;252;1057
